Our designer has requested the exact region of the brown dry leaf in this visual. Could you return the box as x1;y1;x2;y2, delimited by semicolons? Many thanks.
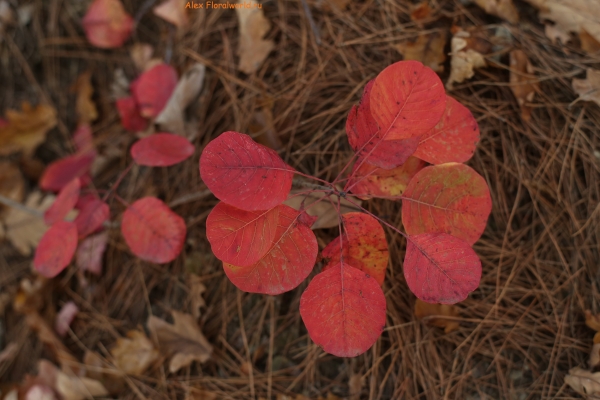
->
72;71;97;125
545;24;571;44
509;50;539;121
594;332;600;344
110;330;159;375
23;312;78;367
155;63;206;138
2;191;54;256
446;30;487;89
284;190;362;230
590;343;600;368
188;274;206;319
395;31;447;73
572;69;600;108
248;96;283;150
580;29;600;53
0;102;57;156
524;0;600;44
414;299;460;333
410;2;432;22
147;311;213;373
154;0;188;29
473;0;519;24
55;370;109;400
236;1;274;74
348;373;363;400
0;161;24;216
83;351;126;394
586;310;600;331
130;43;154;72
185;387;218;400
565;367;600;397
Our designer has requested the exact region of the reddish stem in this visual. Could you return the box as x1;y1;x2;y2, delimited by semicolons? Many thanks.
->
102;162;134;202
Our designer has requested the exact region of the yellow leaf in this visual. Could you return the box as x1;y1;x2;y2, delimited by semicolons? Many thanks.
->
110;330;160;375
414;299;460;333
236;1;274;74
572;69;600;108
0;102;56;156
395;31;448;73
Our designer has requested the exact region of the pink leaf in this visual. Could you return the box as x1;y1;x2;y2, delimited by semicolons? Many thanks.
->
74;199;110;239
40;151;96;192
82;0;134;49
121;197;186;263
55;301;79;337
76;231;108;275
199;131;294;211
131;133;195;167
131;63;178;118
404;233;482;304
34;221;78;278
116;96;148;132
44;178;81;225
73;124;94;153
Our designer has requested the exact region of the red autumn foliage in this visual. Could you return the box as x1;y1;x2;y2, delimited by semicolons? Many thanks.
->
131;63;178;118
116;96;148;132
131;133;195;167
43;178;81;225
34;221;78;278
82;0;134;49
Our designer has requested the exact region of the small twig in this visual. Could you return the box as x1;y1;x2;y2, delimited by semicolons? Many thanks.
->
0;194;43;218
301;0;321;45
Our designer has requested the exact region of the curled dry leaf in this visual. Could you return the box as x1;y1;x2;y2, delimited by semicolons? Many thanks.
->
580;29;600;54
81;0;133;49
0;102;57;156
110;330;159;375
395;31;447;73
473;0;519;24
572;69;600;108
147;311;213;373
54;301;79;337
188;274;206;319
565;367;600;397
414;299;460;333
153;0;188;29
284;190;362;230
509;50;538;121
72;71;98;125
236;2;274;74
447;30;487;89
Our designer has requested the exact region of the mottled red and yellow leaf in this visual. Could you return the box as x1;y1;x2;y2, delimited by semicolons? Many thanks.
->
348;157;425;198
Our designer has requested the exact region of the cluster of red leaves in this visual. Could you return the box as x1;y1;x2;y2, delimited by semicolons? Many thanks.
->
200;60;492;357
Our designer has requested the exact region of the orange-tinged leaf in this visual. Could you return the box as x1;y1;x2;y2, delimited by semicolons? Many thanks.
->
404;233;481;304
321;213;389;286
348;157;426;198
116;96;148;132
82;0;133;49
223;205;318;295
300;262;386;357
121;197;186;263
370;60;446;141
131;63;178;118
414;299;460;333
345;80;419;169
44;178;80;225
0;102;57;156
206;202;279;267
413;96;480;164
199;131;294;211
74;199;109;239
40;151;96;192
131;133;194;167
34;221;78;278
401;163;492;245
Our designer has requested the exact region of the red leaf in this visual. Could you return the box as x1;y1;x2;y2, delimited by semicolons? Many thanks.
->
370;60;446;141
401;163;492;245
348;156;425;198
131;63;178;118
206;202;280;267
40;151;96;192
34;221;78;278
121;197;186;263
116;96;148;132
81;0;133;49
404;233;481;304
73;124;94;153
413;96;480;164
346;80;419;169
299;262;386;357
76;231;108;275
131;133;194;167
44;178;81;225
223;205;318;295
199;131;294;211
74;199;109;239
321;213;389;286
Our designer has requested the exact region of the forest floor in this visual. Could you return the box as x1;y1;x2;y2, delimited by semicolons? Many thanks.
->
1;0;600;399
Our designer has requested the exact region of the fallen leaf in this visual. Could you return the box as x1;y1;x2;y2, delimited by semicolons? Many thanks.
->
3;191;54;256
82;0;134;49
110;330;159;375
82;351;126;394
153;0;188;29
116;96;148;132
131;63;178;118
509;50;538;121
0;161;24;216
545;24;571;44
72;71;98;125
75;231;108;275
248;96;283;150
33;221;78;278
590;343;600;368
524;0;600;44
572;69;600;108
348;373;363;400
39;151;97;192
147;311;212;373
72;124;94;154
284;190;362;230
25;384;57;400
395;31;447;73
188;274;206;319
410;2;432;22
56;370;109;400
155;63;205;137
236;2;274;74
473;0;519;24
414;299;460;333
565;367;600;397
23;313;78;366
0;102;57;156
580;29;600;53
130;43;154;72
43;178;81;225
446;30;487;89
54;301;79;337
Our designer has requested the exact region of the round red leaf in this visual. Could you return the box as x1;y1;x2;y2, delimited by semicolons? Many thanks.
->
404;233;482;304
131;133;195;167
299;262;386;357
44;178;81;225
75;199;110;239
116;96;148;132
199;131;294;211
40;152;96;192
34;221;78;278
131;63;178;118
82;0;134;49
121;197;186;263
